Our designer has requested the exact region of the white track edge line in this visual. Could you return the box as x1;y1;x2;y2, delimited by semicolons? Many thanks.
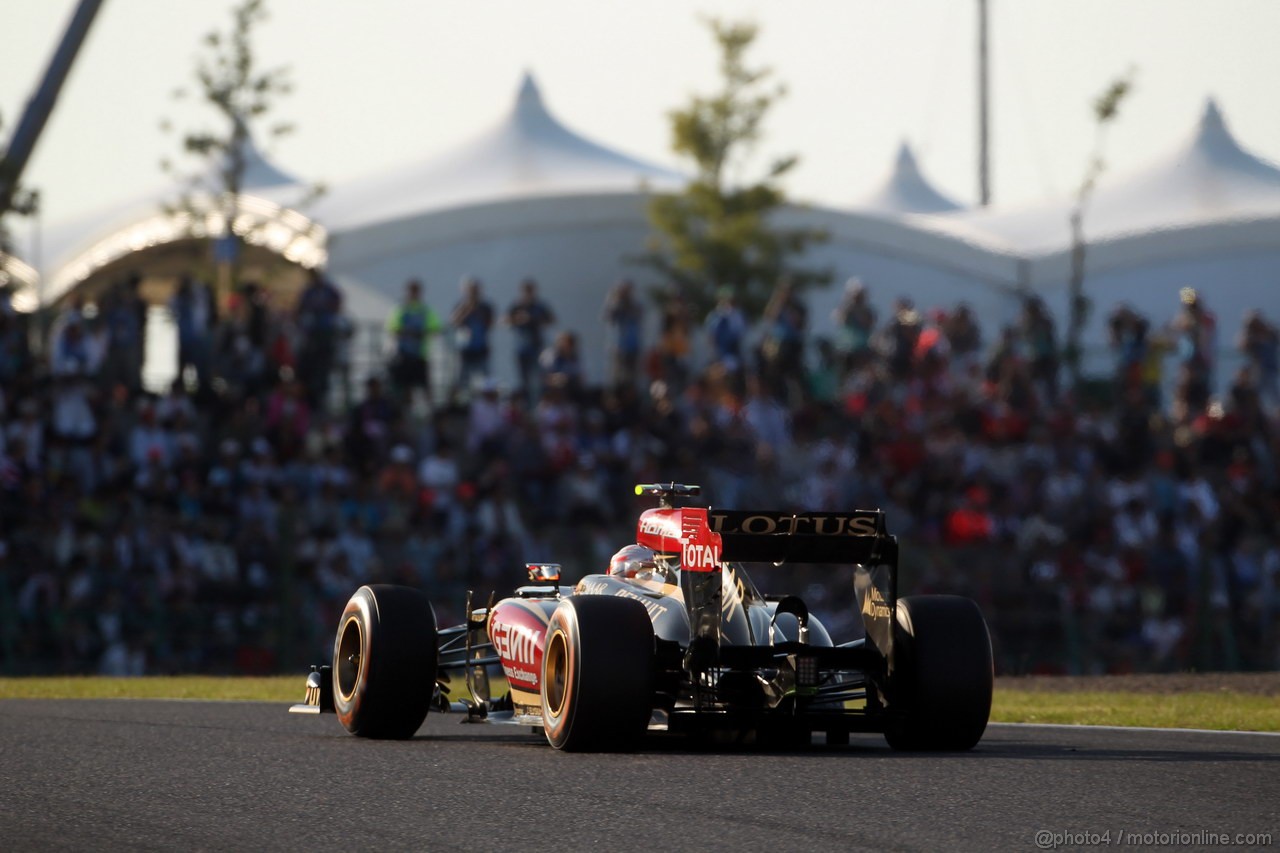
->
990;722;1280;737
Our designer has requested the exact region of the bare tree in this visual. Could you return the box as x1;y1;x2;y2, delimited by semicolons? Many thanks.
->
1064;71;1135;387
160;0;319;300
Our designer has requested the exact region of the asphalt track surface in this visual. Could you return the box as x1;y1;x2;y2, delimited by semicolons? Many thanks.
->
1;700;1276;852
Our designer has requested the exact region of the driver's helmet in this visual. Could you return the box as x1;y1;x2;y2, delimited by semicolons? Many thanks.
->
609;544;658;580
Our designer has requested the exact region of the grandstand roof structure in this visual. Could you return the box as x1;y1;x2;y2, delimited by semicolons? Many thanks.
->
25;130;324;307
10;80;1278;388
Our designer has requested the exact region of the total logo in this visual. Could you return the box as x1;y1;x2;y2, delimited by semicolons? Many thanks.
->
682;542;720;572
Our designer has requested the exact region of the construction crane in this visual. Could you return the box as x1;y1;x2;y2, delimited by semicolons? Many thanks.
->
0;0;106;218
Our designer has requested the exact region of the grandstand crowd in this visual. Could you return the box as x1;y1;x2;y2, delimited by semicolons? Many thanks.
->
0;270;1277;677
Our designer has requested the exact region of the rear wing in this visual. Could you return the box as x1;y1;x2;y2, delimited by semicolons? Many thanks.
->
631;486;898;669
709;509;891;565
706;507;897;666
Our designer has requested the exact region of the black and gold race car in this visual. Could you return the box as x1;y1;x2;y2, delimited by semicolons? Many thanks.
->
291;484;993;751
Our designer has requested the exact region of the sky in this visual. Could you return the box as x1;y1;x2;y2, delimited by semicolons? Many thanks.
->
4;0;1280;243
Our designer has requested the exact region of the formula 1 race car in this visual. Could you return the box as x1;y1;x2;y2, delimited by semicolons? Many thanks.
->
291;484;993;751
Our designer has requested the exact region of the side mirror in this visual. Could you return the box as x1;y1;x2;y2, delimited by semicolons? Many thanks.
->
526;563;561;583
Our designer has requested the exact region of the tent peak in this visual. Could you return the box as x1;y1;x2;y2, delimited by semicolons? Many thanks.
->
856;140;961;215
1189;96;1242;161
516;72;546;114
1201;96;1223;129
1175;95;1280;180
895;141;919;168
518;71;540;99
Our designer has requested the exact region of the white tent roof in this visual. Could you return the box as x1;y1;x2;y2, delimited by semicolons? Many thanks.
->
936;98;1280;254
37;129;309;267
855;142;962;215
26;131;323;304
315;74;685;233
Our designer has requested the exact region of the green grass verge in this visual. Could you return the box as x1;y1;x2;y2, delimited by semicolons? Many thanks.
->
993;690;1280;733
0;676;299;702
2;678;1276;733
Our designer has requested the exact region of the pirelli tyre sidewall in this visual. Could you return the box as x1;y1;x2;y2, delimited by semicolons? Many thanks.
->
333;584;438;740
885;594;993;752
541;596;654;751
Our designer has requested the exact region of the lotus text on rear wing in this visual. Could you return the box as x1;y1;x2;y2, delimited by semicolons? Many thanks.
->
709;513;880;537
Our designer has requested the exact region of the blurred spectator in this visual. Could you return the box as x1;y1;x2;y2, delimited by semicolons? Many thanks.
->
294;269;344;408
880;297;921;381
128;399;171;471
0;289;33;389
832;277;876;374
1019;297;1059;404
603;279;644;388
563;453;609;527
387;279;442;410
705;286;748;374
218;283;273;401
540;331;584;400
475;474;528;548
450;276;495;397
49;309;99;379
505;277;556;405
345;376;398;474
1238;309;1279;408
6;397;43;472
1171;287;1217;411
263;369;311;459
741;373;791;453
377;444;419;534
170;275;216;390
942;303;982;371
466;379;507;457
651;291;693;394
758;277;808;400
418;440;461;534
1104;306;1169;409
913;309;951;382
100;274;147;394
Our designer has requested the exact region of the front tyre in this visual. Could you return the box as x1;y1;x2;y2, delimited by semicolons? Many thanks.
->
541;596;654;751
333;585;438;739
884;595;993;751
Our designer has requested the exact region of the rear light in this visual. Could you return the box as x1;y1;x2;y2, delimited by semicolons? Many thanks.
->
795;655;818;688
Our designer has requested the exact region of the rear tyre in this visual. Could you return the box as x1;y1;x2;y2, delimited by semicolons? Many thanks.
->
333;584;438;740
884;595;992;751
541;596;654;751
